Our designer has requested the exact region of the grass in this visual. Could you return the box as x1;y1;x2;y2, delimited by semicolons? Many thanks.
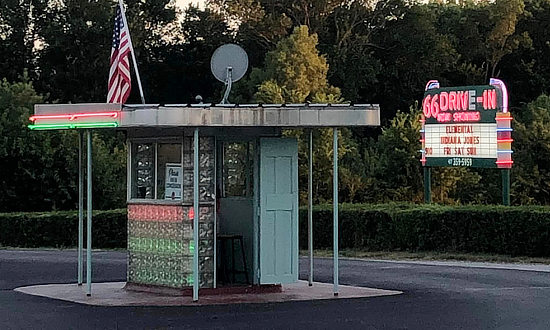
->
300;249;550;265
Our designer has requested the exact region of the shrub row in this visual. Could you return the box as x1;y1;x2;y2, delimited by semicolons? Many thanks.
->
299;204;550;257
0;209;126;248
1;204;550;257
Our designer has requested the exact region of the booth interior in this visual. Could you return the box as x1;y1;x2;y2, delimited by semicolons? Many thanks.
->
127;127;288;289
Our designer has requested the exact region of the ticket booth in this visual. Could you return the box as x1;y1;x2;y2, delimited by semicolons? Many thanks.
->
29;102;380;299
126;129;299;289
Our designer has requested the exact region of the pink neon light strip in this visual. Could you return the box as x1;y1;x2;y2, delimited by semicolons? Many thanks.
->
496;160;514;165
29;111;119;122
490;78;508;113
496;117;513;121
497;139;514;143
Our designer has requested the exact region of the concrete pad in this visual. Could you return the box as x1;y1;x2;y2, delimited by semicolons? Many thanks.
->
14;281;402;306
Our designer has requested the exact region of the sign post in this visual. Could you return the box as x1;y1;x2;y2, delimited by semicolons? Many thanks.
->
502;169;511;206
423;167;431;203
420;79;512;205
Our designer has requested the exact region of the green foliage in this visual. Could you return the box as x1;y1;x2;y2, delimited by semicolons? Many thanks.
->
487;0;528;77
255;25;342;103
513;94;550;204
0;78;126;212
298;204;550;257
2;1;550;208
0;209;126;248
364;107;424;202
4;204;550;258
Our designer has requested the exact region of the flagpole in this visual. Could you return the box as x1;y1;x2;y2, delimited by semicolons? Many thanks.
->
118;0;146;104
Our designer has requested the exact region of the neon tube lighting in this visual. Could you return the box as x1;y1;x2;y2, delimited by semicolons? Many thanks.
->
490;78;509;113
496;160;514;165
28;122;119;130
497;128;513;132
425;80;440;91
497;150;514;153
495;117;513;121
29;111;119;122
497;139;514;143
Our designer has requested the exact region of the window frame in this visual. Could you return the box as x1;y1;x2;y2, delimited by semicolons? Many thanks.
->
127;137;184;204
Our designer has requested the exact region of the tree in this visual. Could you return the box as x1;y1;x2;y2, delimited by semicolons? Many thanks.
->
0;0;48;82
365;107;424;202
0;77;126;212
512;94;550;204
499;0;550;105
143;5;233;104
486;0;528;78
255;25;342;103
35;0;113;103
253;25;363;203
371;3;459;121
208;0;292;67
34;0;179;103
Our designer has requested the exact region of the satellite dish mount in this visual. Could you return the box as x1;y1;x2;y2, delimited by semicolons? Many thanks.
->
222;67;233;104
211;44;248;104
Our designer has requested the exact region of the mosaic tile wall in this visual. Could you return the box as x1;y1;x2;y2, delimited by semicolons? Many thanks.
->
128;137;215;289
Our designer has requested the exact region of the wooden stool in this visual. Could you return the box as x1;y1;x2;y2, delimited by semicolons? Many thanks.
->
217;234;250;285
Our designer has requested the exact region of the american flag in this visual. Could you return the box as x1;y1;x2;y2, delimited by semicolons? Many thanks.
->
107;5;131;103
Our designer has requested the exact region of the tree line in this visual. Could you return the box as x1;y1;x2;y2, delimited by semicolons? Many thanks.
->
1;0;550;211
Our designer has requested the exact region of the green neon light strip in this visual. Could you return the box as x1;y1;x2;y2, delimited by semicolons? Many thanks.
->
28;122;119;130
128;237;194;255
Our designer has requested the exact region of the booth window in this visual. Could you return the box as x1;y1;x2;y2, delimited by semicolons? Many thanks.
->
222;142;254;197
131;143;155;199
130;138;214;202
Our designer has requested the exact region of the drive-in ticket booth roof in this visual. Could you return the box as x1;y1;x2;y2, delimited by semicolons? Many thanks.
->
30;102;380;301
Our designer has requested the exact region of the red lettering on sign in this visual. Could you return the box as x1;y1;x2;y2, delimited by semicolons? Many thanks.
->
430;94;439;118
437;113;452;122
486;89;496;109
440;92;448;111
453;112;480;122
423;95;431;117
449;92;456;110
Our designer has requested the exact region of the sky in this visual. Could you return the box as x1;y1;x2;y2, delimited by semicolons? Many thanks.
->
176;0;205;9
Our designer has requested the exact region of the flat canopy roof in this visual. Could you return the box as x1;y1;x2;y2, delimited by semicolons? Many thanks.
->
31;103;380;130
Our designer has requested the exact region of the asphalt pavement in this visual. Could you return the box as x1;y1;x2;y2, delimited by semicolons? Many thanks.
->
1;249;549;329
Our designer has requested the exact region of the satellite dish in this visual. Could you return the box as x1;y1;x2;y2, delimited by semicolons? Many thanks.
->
210;44;249;104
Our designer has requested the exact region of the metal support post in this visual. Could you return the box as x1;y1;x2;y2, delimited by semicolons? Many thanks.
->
86;130;92;296
332;128;339;296
502;169;511;206
424;167;432;204
78;131;84;285
193;128;200;301
308;129;313;286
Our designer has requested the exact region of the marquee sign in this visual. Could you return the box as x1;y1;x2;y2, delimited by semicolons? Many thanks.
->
420;79;512;169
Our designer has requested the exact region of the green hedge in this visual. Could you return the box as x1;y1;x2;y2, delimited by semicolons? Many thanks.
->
299;204;550;257
0;209;126;248
1;204;550;257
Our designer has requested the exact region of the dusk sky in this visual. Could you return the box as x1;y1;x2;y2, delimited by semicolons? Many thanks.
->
176;0;205;9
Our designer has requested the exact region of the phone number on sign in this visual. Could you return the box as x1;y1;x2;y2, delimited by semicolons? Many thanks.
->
447;158;473;166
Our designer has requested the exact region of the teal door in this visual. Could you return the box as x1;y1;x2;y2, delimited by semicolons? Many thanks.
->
259;138;298;284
